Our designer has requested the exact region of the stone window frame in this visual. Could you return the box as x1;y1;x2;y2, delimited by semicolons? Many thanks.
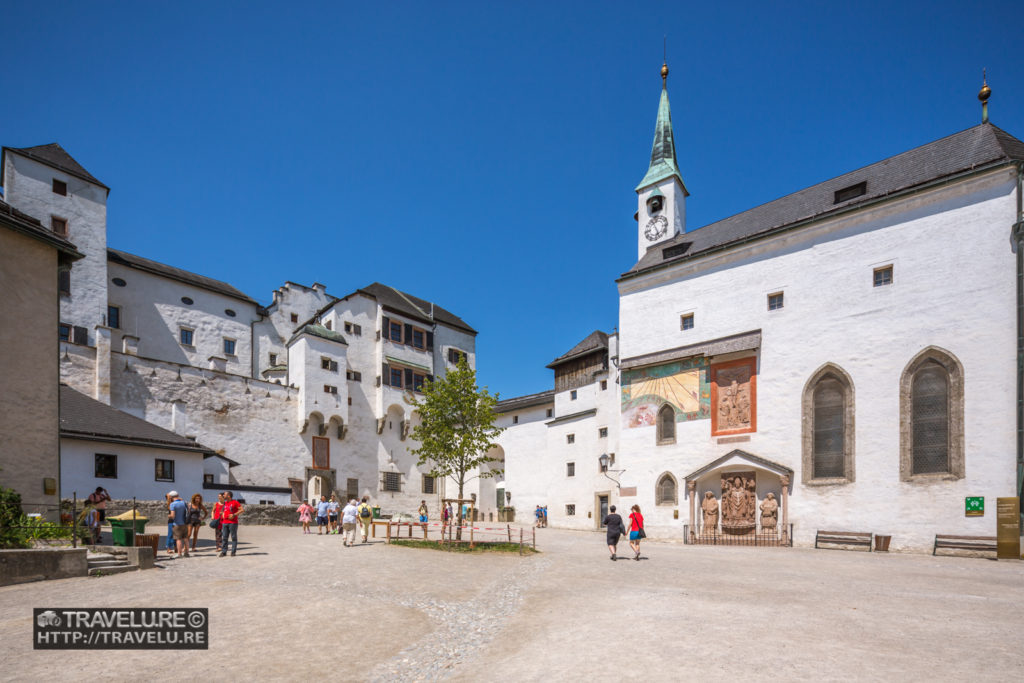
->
899;346;964;482
657;404;676;445
655;472;678;506
801;363;856;486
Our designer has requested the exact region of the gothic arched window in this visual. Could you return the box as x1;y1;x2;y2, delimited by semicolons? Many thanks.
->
801;364;855;484
656;473;677;505
657;404;676;445
900;347;964;481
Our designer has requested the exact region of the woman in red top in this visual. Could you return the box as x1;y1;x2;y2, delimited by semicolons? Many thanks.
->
212;492;225;552
628;504;645;561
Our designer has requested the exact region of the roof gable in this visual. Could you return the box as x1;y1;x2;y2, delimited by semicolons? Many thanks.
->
547;330;609;368
625;123;1024;277
354;282;477;335
3;143;109;191
108;249;258;305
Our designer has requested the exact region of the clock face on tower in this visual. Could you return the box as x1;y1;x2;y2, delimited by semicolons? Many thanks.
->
644;215;669;241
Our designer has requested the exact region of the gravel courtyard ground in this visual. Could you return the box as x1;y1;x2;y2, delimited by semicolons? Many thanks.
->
2;525;1023;681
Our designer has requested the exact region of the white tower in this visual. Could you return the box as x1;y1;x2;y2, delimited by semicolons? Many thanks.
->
635;63;688;260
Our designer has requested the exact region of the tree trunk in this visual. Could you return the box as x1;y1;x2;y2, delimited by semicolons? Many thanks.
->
456;478;464;541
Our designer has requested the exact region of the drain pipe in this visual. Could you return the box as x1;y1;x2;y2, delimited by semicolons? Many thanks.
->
1013;162;1024;519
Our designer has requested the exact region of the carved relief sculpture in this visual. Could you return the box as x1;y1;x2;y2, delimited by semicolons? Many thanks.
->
700;491;719;534
720;471;756;534
710;357;757;436
759;492;778;533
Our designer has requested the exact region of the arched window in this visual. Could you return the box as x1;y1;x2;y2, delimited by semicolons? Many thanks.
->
656;473;677;505
900;347;964;480
801;364;855;484
657;404;676;445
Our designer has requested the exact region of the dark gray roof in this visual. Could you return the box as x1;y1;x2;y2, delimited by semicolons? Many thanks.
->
624;123;1024;278
353;283;477;335
0;199;83;261
108;249;258;305
287;323;347;347
494;389;555;414
545;408;598;426
59;385;215;454
547;330;609;368
683;449;793;482
2;143;109;191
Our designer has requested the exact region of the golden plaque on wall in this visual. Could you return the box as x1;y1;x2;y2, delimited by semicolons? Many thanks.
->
995;497;1021;560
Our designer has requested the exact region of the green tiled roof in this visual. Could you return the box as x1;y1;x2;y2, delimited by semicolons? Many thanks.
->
636;87;687;192
288;324;347;346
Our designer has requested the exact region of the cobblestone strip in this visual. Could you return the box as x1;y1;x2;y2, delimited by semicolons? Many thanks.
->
368;556;551;682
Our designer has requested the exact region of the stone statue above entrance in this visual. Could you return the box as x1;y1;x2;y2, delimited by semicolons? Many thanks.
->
721;471;756;535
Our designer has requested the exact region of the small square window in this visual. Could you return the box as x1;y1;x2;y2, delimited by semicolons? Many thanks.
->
570;390;577;400
323;384;338;395
546;408;553;418
353;324;362;336
390;321;403;342
95;453;117;479
566;433;575;444
344;322;352;334
224;338;236;355
269;353;278;366
382;471;401;492
180;328;194;346
566;462;575;477
512;415;519;425
203;473;214;484
767;292;784;311
566;504;575;516
874;265;893;287
107;305;120;329
390;368;403;387
51;216;68;236
290;313;298;323
422;475;436;494
52;179;67;196
58;323;71;342
681;313;694;330
599;427;608;438
601;380;608;391
413;329;425;349
155;459;175;482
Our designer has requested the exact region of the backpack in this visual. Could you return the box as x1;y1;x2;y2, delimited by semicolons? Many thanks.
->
359;504;371;519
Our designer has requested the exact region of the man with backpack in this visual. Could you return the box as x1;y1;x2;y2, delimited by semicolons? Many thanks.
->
357;496;373;544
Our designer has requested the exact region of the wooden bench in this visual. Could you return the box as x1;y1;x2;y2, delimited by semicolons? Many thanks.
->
933;534;997;556
815;530;873;551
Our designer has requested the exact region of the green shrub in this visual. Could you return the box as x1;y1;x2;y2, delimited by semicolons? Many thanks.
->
0;486;28;549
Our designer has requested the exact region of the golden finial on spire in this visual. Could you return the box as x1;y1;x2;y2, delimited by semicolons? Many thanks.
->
661;62;669;86
661;36;669;87
978;69;991;124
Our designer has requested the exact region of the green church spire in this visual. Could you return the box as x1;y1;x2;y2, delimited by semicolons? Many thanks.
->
635;63;687;193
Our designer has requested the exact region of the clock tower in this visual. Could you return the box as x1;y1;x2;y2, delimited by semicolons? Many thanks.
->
635;62;688;260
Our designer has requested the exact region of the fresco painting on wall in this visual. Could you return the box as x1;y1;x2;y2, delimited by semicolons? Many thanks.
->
621;357;710;428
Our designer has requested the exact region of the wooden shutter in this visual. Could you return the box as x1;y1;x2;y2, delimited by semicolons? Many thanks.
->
73;326;88;345
404;324;413;344
382;363;390;386
382;317;390;340
404;368;414;387
426;331;434;350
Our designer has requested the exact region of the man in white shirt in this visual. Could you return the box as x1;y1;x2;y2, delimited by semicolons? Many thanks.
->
341;499;359;547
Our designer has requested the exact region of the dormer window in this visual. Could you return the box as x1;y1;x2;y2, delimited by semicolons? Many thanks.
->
834;181;867;204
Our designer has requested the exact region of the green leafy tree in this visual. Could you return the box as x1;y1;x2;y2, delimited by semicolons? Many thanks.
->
411;357;504;538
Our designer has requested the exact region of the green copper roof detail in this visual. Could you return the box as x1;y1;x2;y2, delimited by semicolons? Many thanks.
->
635;87;687;192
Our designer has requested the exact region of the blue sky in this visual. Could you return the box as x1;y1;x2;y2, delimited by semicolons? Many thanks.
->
3;1;1021;398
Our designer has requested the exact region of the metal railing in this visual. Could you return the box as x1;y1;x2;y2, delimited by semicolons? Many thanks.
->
683;524;794;547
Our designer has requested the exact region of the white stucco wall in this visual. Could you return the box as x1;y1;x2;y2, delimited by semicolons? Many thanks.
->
4;151;108;347
617;168;1020;549
60;437;205;502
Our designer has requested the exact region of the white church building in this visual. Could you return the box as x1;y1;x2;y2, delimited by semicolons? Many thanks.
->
494;67;1024;551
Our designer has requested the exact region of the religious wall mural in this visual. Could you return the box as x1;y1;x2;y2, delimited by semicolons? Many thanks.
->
620;357;710;428
710;357;757;436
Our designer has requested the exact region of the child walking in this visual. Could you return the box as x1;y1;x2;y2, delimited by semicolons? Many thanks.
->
297;500;314;534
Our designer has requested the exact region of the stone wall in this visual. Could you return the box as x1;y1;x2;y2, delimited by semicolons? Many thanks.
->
0;548;88;586
93;499;302;527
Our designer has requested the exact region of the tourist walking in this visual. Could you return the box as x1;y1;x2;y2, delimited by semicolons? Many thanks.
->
602;505;626;561
219;491;243;557
297;500;314;534
328;494;340;534
357;496;373;543
86;487;111;524
418;500;428;524
542;505;548;528
212;492;225;552
169;491;190;558
534;505;543;528
164;492;175;557
187;493;208;551
316;495;330;535
628;504;645;560
341;498;358;546
442;502;451;530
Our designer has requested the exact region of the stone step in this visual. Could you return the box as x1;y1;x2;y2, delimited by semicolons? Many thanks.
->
86;553;117;562
88;564;138;576
88;560;131;569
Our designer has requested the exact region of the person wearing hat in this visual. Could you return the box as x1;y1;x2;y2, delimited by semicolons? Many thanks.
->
168;491;190;558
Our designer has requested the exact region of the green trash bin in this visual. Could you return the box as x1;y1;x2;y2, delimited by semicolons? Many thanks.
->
372;506;381;519
109;519;135;547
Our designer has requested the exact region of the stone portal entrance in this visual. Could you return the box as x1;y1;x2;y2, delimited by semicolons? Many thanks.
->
684;450;792;547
